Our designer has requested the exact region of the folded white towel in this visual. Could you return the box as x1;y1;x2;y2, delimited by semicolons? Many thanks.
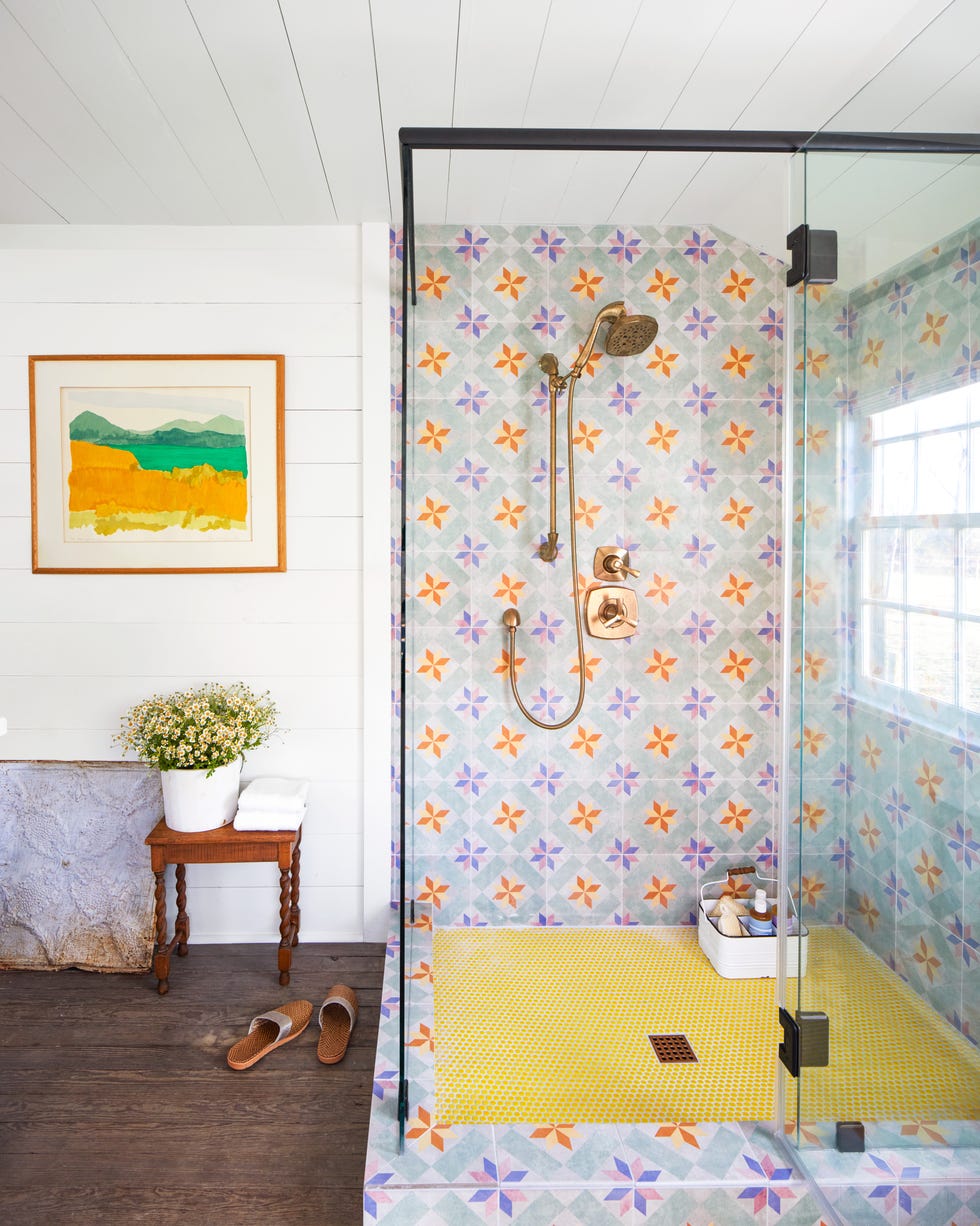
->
233;805;306;832
237;777;310;815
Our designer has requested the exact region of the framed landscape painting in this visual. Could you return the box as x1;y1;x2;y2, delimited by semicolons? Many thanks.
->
29;355;285;573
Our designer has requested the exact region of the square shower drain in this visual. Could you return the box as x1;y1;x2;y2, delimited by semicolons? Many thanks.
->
649;1033;698;1063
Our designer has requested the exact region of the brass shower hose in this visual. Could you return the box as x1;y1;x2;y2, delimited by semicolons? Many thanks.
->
503;368;587;730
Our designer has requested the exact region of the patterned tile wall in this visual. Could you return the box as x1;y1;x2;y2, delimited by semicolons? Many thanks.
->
393;224;787;929
800;222;980;1044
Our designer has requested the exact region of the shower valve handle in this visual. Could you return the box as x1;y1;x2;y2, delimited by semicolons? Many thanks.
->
596;546;639;580
604;555;639;579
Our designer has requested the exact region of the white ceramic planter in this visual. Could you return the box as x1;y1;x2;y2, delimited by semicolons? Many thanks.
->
160;759;242;832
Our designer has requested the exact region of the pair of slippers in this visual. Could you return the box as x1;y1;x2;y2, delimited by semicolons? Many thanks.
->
227;985;358;1070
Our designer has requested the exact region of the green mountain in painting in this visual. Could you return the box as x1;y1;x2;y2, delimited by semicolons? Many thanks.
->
69;410;249;477
69;410;245;450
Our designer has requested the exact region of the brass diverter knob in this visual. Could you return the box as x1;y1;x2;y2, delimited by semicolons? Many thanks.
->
594;545;639;580
585;585;639;639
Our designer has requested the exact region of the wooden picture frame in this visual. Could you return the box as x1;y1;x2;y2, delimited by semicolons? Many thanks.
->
29;354;285;574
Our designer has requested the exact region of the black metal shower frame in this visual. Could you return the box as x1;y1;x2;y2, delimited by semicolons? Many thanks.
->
393;125;980;1136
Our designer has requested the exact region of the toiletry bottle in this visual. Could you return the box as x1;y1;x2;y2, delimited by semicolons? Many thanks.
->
746;887;774;936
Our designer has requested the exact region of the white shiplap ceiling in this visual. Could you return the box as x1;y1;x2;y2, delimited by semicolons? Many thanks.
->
0;0;978;267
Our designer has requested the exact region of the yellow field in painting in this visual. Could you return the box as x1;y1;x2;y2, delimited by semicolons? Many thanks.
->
67;440;246;533
432;926;980;1124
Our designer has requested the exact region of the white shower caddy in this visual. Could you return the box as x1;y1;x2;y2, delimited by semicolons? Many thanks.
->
697;874;808;979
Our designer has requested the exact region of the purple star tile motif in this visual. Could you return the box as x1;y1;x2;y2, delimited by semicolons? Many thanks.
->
683;229;718;265
682;536;716;569
833;304;857;338
608;457;642;492
681;833;716;865
757;609;780;645
455;458;489;491
530;303;566;339
455;837;489;871
530;611;564;644
529;838;564;872
455;380;490;415
606;838;640;872
757;686;779;718
682;687;715;720
756;763;778;796
607;686;641;720
455;762;488;796
608;229;643;264
455;303;490;338
531;760;564;795
455;535;489;569
832;760;856;798
610;381;641;416
531;687;564;721
758;305;784;341
682;609;717;644
758;535;782;569
952;237;978;285
530;228;566;263
455;609;489;643
455;686;488;720
683;305;719;340
947;915;979;966
607;761;640;796
758;458;782;491
759;381;782;417
455;227;490;263
684;458;717;492
685;382;718;417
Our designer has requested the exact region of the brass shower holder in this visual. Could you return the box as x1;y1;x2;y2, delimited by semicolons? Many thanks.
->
585;585;638;639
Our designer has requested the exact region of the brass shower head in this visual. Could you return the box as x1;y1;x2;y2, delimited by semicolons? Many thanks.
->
569;301;658;378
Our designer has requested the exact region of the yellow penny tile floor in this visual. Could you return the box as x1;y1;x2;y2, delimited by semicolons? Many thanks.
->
432;925;980;1124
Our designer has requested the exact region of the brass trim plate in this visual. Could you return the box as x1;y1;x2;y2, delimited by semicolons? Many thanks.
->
584;585;638;639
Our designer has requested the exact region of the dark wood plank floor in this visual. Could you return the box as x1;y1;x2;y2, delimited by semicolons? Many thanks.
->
0;942;386;1225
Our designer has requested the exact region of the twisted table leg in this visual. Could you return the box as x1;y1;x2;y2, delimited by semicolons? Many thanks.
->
278;866;292;986
152;869;170;995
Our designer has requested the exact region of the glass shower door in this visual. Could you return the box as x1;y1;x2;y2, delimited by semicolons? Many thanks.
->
790;144;980;1159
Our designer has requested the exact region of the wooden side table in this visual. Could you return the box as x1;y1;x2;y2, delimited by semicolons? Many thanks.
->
144;819;302;995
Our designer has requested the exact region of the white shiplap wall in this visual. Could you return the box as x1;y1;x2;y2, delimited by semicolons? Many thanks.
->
0;223;392;943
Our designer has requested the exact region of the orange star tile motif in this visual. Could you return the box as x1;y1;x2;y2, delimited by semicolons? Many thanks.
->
417;648;450;682
494;497;527;529
647;420;678;453
417;723;449;757
569;653;602;682
494;724;526;759
575;497;603;529
722;344;754;378
645;648;678;680
859;735;882;773
417;418;450;452
417;800;449;834
914;850;943;894
570;266;603;300
646;574;677;606
646;497;679;528
644;800;677;833
494;875;525;908
573;419;603;453
418;342;450;376
721;572;753;605
644;876;676;908
916;760;943;802
495;419;527;452
801;875;827;908
570;724;602;758
569;875;601;909
405;1107;454;1152
798;725;828;757
721;724;753;758
722;268;755;301
645;724;677;758
646;343;680;378
647;267;680;301
493;648;526;676
722;420;754;453
721;497;754;530
418;875;449;908
721;650;753;683
654;1123;703;1149
720;800;752;833
569;800;601;834
418;495;450;529
409;1022;435;1051
494;343;527;376
862;337;884;367
796;346;830;377
800;802;826;831
798;651;827;681
417;265;450;299
530;1124;580;1151
418;572;450;606
855;893;879;929
494;572;526;605
495;266;527;300
574;347;602;378
493;801;526;833
919;311;948;346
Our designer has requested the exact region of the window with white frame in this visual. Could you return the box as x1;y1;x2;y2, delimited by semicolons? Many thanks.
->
857;384;979;718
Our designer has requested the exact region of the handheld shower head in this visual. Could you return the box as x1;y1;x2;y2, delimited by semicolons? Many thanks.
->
569;301;658;377
605;312;658;356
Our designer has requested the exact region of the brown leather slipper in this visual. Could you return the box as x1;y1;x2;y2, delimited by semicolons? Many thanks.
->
227;1000;313;1070
317;985;358;1064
